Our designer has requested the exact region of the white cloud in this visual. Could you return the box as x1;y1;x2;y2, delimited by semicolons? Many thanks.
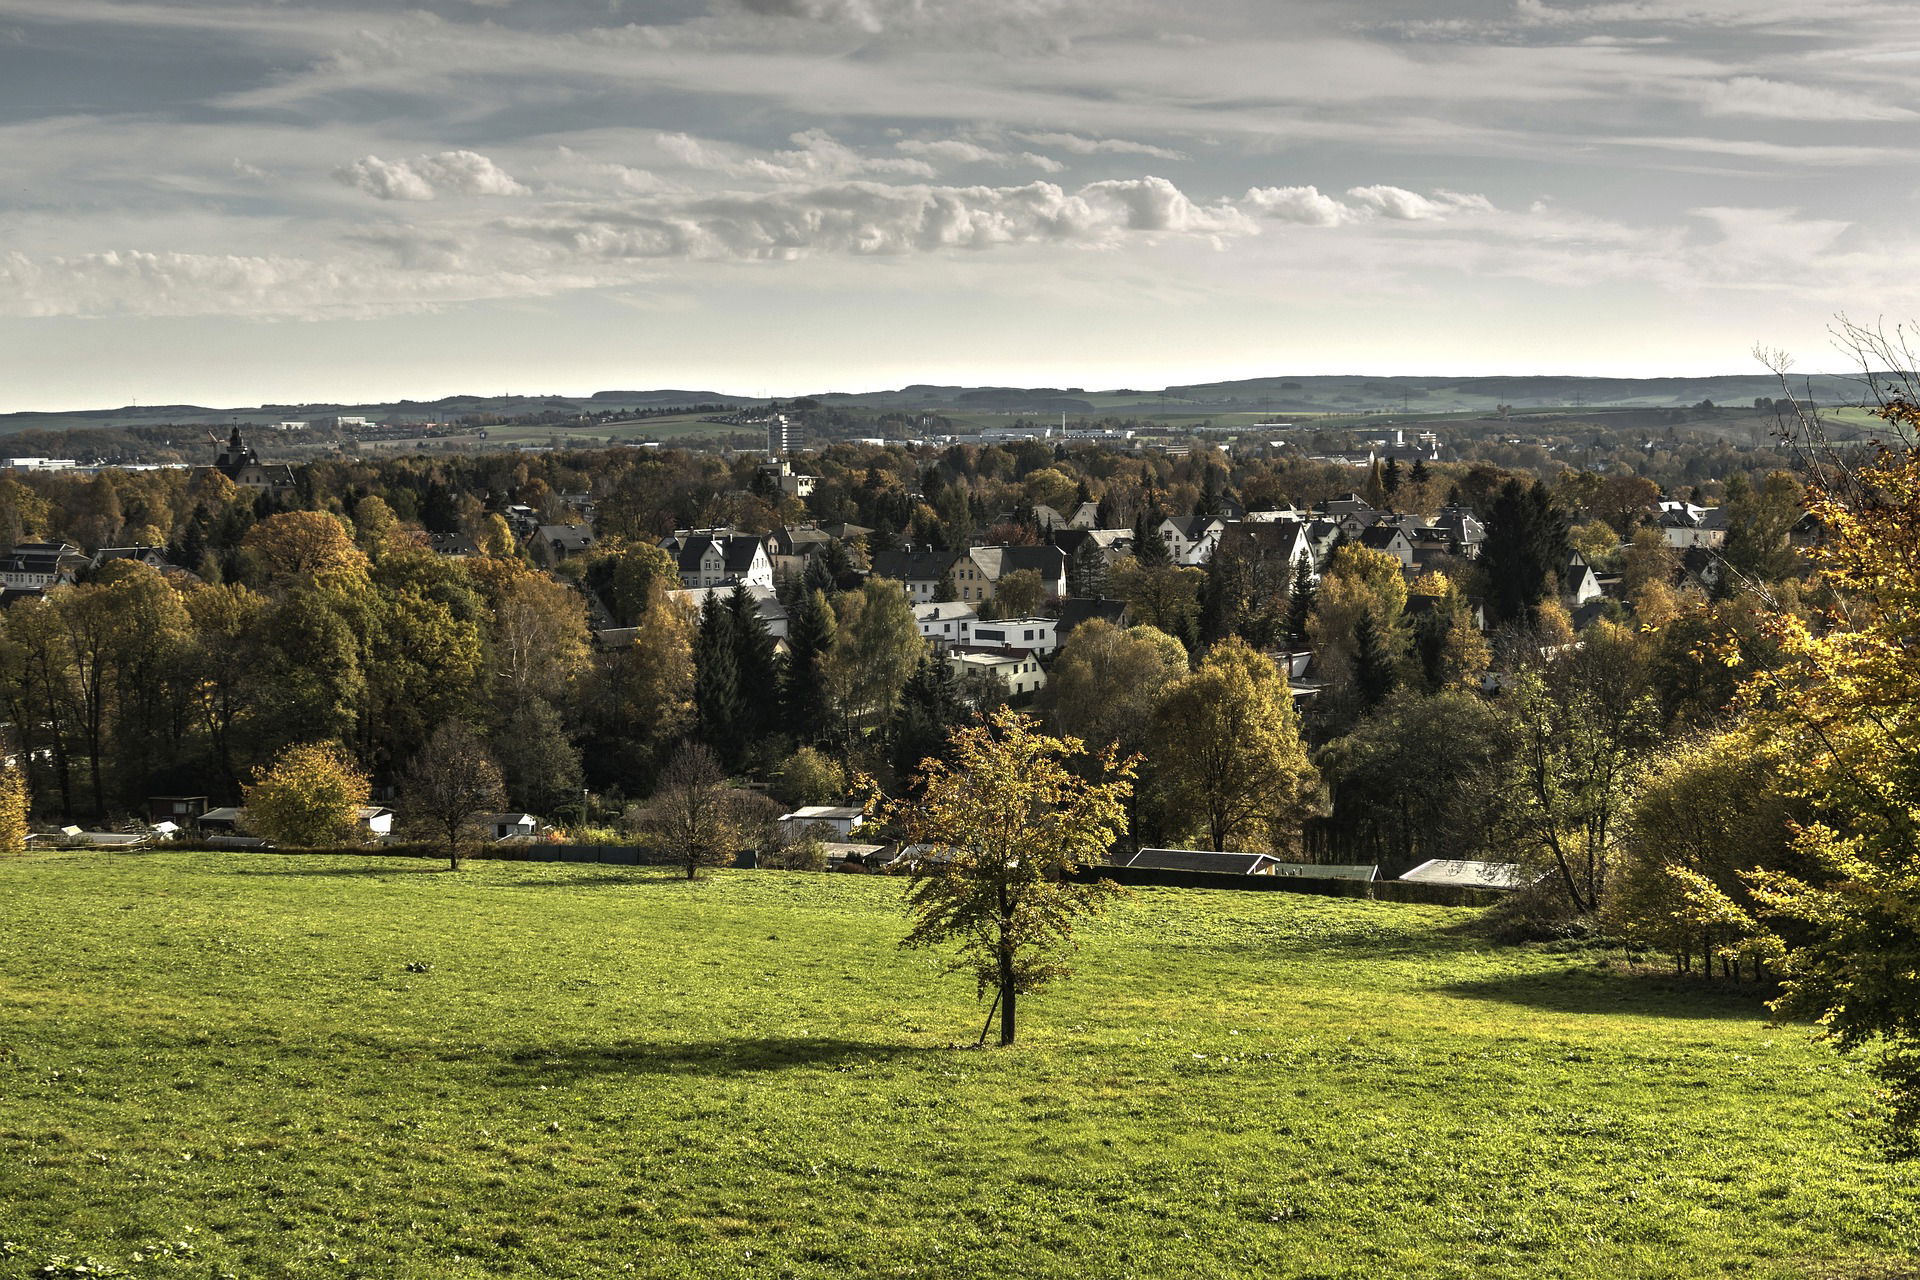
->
1012;131;1186;161
1242;184;1495;226
1242;185;1354;227
334;150;529;200
1347;186;1496;220
656;129;935;182
1690;76;1916;122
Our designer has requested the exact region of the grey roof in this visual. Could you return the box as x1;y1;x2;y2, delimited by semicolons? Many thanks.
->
1055;596;1127;636
1398;859;1539;890
871;546;958;583
970;544;1066;581
1124;848;1276;875
1267;860;1379;882
539;524;596;551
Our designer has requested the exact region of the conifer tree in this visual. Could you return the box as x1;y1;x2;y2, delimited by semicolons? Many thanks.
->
781;589;835;744
693;594;742;760
727;583;781;744
1286;556;1317;644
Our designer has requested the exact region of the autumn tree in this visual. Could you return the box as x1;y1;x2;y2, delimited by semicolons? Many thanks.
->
241;741;370;847
1044;621;1188;761
401;719;509;870
1734;388;1920;1144
880;710;1134;1047
0;757;27;854
824;578;924;747
632;743;748;880
1149;638;1321;852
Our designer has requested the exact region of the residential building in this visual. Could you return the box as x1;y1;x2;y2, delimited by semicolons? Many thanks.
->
671;584;790;639
1155;515;1226;566
870;545;962;603
776;805;865;844
535;524;597;560
914;600;977;649
968;616;1059;658
662;531;775;590
946;649;1047;700
956;545;1067;605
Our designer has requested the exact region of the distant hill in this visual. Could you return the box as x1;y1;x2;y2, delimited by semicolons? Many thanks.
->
0;372;1880;437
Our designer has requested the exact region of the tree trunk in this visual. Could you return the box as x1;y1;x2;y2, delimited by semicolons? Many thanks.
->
686;859;697;880
998;949;1017;1047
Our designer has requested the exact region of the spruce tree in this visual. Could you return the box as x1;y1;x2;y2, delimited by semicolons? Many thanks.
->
1352;610;1399;712
782;589;835;745
693;594;742;760
891;655;971;781
1133;503;1171;567
1481;478;1569;628
727;583;781;744
1286;556;1317;644
1067;537;1108;599
1383;456;1401;495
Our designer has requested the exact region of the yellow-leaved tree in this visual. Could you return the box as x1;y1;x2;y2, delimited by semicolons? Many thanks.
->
242;741;370;848
0;757;27;854
1741;384;1920;1148
876;710;1134;1047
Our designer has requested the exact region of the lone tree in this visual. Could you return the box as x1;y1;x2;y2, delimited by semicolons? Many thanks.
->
0;756;26;854
401;720;507;870
633;743;748;880
242;741;369;847
878;710;1134;1047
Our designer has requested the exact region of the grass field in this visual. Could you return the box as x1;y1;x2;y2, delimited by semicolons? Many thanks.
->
2;853;1914;1279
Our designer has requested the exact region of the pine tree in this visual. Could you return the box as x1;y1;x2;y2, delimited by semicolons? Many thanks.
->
1198;547;1250;647
1066;537;1108;599
1410;458;1431;490
1481;478;1570;628
891;654;971;781
1383;456;1402;495
727;583;781;744
1094;493;1118;529
1133;504;1171;567
1286;556;1317;644
781;589;835;744
1352;610;1398;712
693;594;742;760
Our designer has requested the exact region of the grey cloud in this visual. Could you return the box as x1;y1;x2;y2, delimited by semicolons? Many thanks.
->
334;150;529;200
500;174;1251;262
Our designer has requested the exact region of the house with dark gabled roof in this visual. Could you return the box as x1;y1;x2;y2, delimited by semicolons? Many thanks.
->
662;531;775;590
1317;492;1374;518
1356;524;1414;568
1054;596;1128;640
1;541;90;597
535;524;596;560
870;545;964;604
955;544;1067;605
1154;514;1226;566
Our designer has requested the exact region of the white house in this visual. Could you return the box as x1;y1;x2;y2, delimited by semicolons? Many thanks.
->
1156;515;1226;566
968;616;1059;658
354;806;396;839
776;805;865;844
477;812;540;842
947;650;1047;700
914;600;977;648
663;532;776;590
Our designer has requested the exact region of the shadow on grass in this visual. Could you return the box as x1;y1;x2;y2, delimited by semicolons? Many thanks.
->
500;870;691;889
231;862;450;877
504;1036;918;1079
1441;968;1774;1020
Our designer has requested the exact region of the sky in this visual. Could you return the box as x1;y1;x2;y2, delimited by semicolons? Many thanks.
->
3;0;1920;410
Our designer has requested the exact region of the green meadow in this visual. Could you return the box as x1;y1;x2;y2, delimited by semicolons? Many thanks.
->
1;852;1913;1279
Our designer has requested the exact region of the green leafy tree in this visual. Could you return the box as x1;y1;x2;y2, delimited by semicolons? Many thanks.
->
879;709;1134;1046
1149;638;1321;852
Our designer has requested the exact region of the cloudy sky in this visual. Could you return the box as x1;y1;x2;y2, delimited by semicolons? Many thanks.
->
4;0;1919;409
